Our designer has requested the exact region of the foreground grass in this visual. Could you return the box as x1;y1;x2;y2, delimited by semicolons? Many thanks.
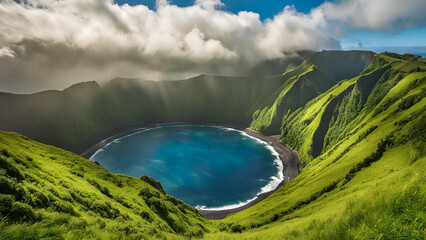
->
0;132;210;239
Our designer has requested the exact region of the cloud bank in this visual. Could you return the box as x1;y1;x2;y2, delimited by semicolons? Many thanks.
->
0;0;424;93
319;0;426;32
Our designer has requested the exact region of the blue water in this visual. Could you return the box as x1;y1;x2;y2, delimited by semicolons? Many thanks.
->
413;53;426;58
90;124;283;209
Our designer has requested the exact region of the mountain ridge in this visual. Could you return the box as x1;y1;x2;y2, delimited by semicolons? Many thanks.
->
0;50;374;153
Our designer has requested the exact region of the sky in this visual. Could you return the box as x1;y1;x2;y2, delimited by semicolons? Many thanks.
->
115;0;426;50
0;0;425;93
114;0;322;19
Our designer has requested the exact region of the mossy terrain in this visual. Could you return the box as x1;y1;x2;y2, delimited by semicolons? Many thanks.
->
0;51;425;239
209;52;425;239
249;50;372;135
0;132;209;239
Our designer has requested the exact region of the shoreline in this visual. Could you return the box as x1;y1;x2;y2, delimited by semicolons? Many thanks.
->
199;128;303;219
77;122;303;219
77;122;247;159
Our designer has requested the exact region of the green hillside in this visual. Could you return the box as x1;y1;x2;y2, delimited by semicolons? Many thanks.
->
205;52;426;239
0;51;425;239
249;50;372;135
0;132;210;239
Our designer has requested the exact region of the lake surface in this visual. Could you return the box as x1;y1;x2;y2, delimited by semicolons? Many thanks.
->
90;124;283;210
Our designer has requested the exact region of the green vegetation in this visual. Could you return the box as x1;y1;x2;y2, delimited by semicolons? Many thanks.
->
140;175;166;194
0;51;425;239
0;132;209;239
249;50;372;135
203;52;425;239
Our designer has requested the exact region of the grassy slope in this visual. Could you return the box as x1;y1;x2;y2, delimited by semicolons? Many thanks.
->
0;132;211;239
249;51;371;135
0;52;425;239
204;53;425;239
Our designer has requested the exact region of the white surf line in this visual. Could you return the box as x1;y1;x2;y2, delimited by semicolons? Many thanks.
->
89;126;150;160
197;126;284;211
195;195;259;211
89;123;187;160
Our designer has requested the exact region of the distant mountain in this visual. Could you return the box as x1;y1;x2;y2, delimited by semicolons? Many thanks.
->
0;75;280;151
0;51;373;153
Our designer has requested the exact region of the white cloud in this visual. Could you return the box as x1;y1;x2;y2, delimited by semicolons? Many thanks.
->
0;0;424;93
194;0;224;10
318;0;426;31
259;6;334;58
